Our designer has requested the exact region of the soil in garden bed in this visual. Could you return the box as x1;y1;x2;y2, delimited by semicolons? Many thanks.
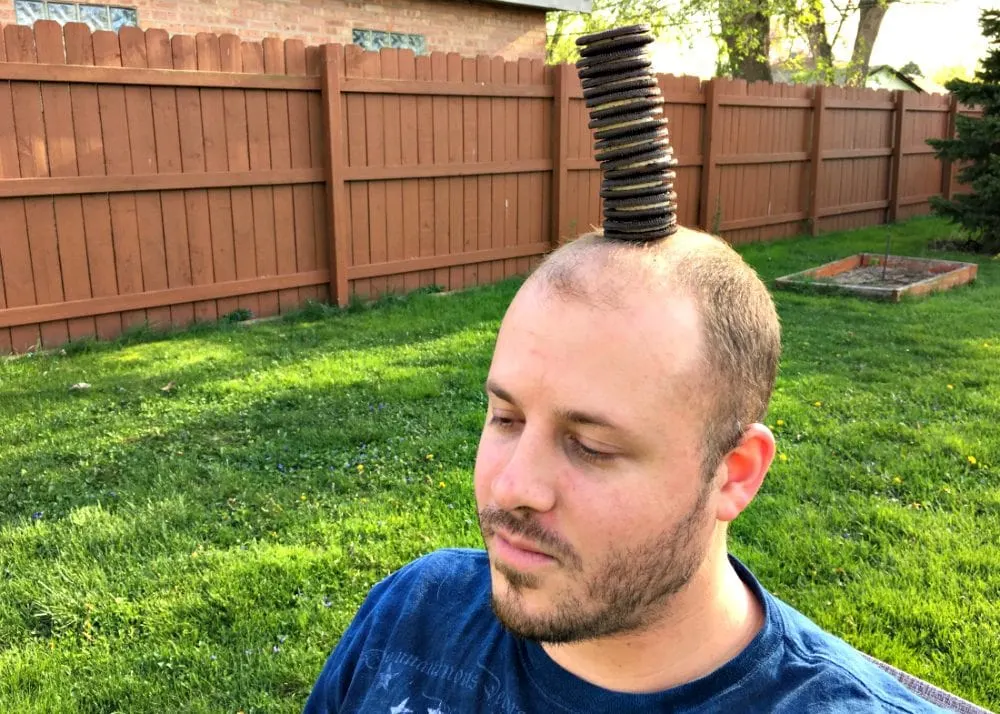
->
818;264;946;288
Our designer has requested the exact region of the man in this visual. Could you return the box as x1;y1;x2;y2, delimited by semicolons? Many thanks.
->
302;227;947;713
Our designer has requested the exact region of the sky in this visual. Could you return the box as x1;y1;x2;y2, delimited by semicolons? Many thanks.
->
646;0;992;82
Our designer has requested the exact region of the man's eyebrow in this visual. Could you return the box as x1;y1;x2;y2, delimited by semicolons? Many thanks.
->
555;407;621;431
487;379;625;432
485;379;518;406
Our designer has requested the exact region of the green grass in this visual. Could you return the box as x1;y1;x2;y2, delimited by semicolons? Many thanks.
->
0;216;997;713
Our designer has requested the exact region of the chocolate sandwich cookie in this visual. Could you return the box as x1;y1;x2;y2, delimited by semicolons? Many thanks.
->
603;190;677;211
584;83;660;108
604;158;676;181
600;147;673;172
599;175;676;200
591;115;664;141
576;45;650;71
604;214;678;236
604;224;679;242
581;67;652;90
578;33;654;59
593;127;667;152
595;136;670;163
593;121;665;142
604;215;677;240
588;96;665;121
578;56;653;80
604;198;677;220
583;72;659;99
603;206;673;223
575;24;651;47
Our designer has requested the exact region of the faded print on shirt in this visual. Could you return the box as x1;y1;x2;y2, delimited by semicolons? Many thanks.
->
357;647;526;714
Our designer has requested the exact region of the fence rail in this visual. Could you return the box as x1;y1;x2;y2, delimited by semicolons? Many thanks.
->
0;20;976;354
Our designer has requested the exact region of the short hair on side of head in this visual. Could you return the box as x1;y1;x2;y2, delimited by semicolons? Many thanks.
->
531;227;782;478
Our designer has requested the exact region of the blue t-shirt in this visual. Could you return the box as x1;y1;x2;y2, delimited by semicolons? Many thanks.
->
303;548;946;713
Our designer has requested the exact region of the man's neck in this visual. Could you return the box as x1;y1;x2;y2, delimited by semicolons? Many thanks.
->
539;548;764;694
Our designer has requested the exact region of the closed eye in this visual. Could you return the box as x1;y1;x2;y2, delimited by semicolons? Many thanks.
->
488;412;518;429
567;435;616;464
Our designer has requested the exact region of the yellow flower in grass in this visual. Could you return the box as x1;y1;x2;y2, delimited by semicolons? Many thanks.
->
356;463;365;473
947;384;954;390
778;453;788;463
813;401;822;407
967;455;977;466
892;476;902;485
438;481;446;488
776;419;785;427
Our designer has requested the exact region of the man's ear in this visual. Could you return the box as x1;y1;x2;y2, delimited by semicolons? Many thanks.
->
714;424;775;523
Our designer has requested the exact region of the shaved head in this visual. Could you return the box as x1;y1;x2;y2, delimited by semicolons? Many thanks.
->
528;226;782;477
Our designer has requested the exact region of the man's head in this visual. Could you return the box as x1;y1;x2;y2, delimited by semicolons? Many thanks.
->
474;226;781;644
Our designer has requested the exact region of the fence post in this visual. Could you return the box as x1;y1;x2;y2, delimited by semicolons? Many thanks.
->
940;93;959;201
320;44;350;307
808;83;827;236
699;77;720;233
888;89;908;224
551;62;572;246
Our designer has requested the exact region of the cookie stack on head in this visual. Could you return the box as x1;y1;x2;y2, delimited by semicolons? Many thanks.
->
575;24;679;242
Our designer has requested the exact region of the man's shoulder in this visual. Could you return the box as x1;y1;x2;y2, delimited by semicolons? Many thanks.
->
766;595;948;713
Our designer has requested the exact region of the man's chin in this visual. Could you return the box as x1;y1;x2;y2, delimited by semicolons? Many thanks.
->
490;555;546;592
490;590;549;638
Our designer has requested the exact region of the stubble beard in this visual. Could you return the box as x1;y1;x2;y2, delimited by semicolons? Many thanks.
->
482;483;714;644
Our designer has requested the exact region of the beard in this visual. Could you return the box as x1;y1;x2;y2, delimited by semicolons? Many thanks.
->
478;482;714;644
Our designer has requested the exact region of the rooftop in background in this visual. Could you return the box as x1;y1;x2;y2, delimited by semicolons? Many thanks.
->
490;0;592;11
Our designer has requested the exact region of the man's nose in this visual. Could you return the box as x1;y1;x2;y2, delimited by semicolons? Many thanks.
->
489;424;558;515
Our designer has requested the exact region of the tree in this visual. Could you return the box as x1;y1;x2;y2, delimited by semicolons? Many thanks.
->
545;0;774;80
774;0;903;86
545;0;907;85
898;61;922;78
927;9;1000;254
845;0;895;85
545;0;672;64
931;64;976;88
716;0;773;81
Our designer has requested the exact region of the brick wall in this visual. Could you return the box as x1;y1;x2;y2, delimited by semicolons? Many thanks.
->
0;0;547;59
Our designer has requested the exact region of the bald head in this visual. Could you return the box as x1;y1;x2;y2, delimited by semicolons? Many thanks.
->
526;226;782;475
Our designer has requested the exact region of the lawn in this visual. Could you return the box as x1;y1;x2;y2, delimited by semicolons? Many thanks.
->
0;216;997;713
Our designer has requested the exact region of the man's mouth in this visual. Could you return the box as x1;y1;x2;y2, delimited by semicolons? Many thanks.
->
491;528;558;570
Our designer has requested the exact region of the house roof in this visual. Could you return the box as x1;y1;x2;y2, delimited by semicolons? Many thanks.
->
867;65;925;92
486;0;593;11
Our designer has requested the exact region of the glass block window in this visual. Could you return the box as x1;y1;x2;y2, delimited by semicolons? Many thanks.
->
352;28;427;55
14;0;138;31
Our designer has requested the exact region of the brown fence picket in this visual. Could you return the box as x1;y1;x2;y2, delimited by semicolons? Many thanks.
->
398;48;421;293
8;25;69;349
196;32;239;320
36;22;92;342
218;33;258;318
243;39;279;317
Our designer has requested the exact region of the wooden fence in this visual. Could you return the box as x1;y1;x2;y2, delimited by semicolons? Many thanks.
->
0;21;975;353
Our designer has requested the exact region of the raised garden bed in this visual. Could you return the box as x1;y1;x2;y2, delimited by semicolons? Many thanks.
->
774;253;978;302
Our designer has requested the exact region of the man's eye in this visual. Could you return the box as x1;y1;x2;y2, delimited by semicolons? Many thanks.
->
489;413;516;429
568;436;615;464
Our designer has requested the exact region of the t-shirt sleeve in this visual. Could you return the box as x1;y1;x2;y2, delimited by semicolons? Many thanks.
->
300;568;408;714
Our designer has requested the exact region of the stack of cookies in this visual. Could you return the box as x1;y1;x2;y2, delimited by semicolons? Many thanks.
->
575;24;678;242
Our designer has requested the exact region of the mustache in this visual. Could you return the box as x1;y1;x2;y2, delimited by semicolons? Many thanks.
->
478;506;580;567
